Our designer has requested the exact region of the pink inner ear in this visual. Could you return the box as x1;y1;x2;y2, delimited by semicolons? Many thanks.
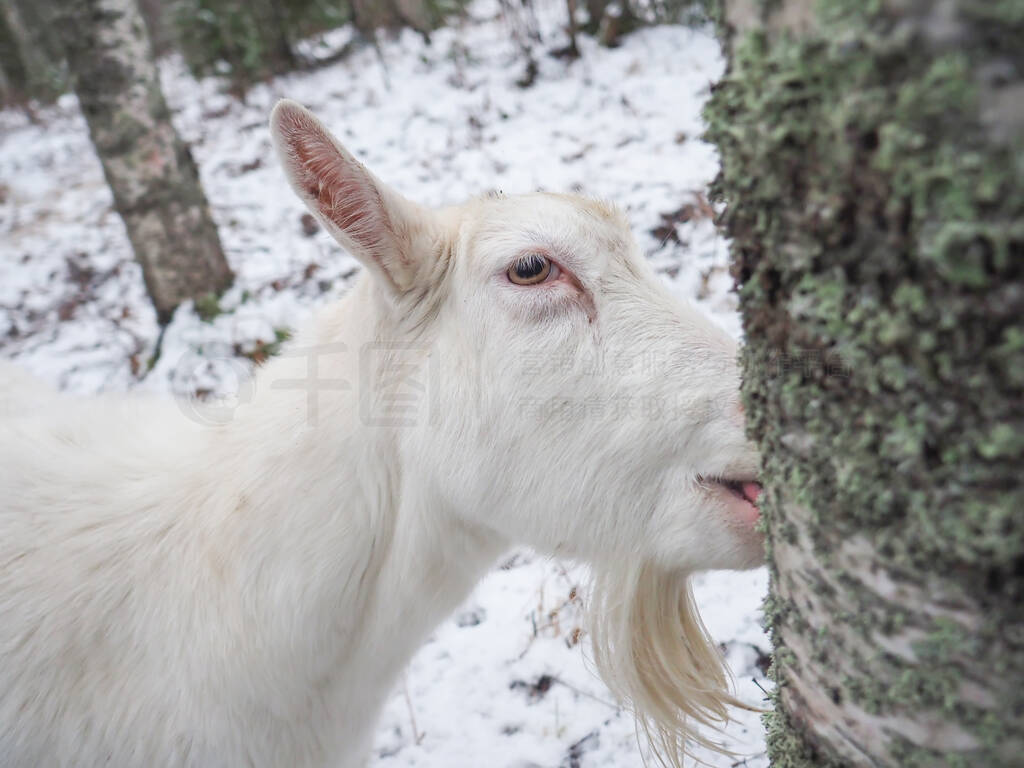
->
277;108;389;258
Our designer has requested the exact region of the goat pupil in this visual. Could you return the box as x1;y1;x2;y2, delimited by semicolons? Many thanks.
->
518;256;544;278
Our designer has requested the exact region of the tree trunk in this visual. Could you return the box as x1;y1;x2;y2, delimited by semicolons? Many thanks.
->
582;0;608;33
0;0;65;101
351;0;433;37
243;0;296;75
55;0;232;322
705;2;1024;767
136;0;173;58
0;0;28;105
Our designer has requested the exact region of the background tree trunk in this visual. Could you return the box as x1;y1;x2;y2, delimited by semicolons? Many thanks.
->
136;0;173;58
0;0;66;102
351;0;433;38
0;1;28;105
55;0;232;322
706;2;1023;767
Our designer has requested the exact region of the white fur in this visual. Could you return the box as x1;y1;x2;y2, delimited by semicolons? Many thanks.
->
0;101;763;768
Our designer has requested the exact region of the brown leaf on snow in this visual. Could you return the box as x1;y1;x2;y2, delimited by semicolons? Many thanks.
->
300;213;320;237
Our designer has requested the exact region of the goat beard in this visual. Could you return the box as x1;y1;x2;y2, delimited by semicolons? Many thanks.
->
587;562;753;767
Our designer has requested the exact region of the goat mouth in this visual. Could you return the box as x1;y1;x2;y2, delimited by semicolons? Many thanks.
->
700;476;763;525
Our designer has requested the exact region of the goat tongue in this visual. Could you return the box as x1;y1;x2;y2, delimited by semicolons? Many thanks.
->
741;482;762;506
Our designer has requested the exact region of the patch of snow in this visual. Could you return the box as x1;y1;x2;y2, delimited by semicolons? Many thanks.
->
0;1;769;765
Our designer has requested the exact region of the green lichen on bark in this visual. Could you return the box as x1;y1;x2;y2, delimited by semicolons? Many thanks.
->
705;1;1024;766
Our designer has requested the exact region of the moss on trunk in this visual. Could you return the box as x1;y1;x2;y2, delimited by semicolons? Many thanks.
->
705;2;1024;766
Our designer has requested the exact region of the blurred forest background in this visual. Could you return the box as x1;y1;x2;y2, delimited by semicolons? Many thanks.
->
1;0;709;107
0;0;709;321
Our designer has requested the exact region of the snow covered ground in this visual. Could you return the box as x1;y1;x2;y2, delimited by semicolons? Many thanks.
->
0;1;770;765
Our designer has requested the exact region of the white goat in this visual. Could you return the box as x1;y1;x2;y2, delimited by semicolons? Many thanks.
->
0;100;764;768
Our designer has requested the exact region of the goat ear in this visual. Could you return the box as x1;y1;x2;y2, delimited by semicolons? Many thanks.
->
270;99;429;294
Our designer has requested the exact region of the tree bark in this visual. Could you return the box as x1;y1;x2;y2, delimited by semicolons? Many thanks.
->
55;0;232;322
351;0;433;37
705;2;1024;767
0;0;65;101
0;1;28;104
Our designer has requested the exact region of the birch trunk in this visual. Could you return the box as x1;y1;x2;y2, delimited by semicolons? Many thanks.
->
56;0;232;322
705;2;1024;766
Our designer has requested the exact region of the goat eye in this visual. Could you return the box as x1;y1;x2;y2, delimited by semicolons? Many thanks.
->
507;254;553;285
